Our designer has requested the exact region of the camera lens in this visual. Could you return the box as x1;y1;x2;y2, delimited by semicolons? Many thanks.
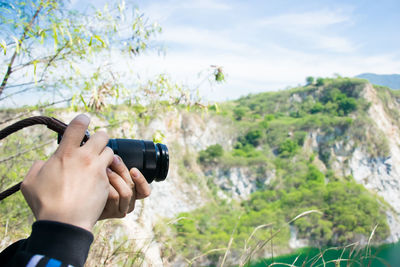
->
107;139;169;183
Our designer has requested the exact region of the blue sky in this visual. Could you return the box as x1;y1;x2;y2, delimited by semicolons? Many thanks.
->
63;0;400;101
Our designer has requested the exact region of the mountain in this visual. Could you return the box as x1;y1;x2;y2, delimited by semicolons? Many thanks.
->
2;77;400;266
145;77;400;266
356;73;400;89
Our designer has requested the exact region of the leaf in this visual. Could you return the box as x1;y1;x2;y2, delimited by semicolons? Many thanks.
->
214;103;220;113
0;39;6;55
152;130;165;143
93;35;106;47
65;27;73;46
52;24;58;51
33;60;38;85
79;94;89;111
58;25;64;38
40;30;46;44
12;36;19;54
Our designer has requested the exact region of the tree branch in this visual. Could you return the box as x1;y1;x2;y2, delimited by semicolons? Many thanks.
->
0;140;53;164
0;3;44;97
0;97;72;125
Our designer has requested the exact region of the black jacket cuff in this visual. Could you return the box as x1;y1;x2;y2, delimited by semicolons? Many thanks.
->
25;220;94;267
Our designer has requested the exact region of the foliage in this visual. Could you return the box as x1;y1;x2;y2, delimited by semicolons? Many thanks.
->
165;162;389;264
252;242;400;267
278;139;299;157
0;0;217;257
162;77;395;265
0;0;161;109
316;77;324;86
0;129;55;243
306;76;314;85
198;144;224;164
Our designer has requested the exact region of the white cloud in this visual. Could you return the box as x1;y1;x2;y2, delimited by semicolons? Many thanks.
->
142;0;231;22
130;44;400;101
180;0;231;10
159;26;250;53
259;10;350;29
256;9;356;53
315;35;355;53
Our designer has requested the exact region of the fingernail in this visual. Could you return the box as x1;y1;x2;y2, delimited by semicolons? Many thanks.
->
113;155;120;165
106;167;112;174
76;114;90;124
131;168;139;178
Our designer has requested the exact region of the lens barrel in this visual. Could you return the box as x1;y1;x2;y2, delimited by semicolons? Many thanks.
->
107;139;169;183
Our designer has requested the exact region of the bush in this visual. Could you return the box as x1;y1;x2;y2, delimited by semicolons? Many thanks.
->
278;139;299;157
316;77;324;86
233;107;248;120
198;144;224;164
244;129;263;146
306;76;314;85
310;102;324;114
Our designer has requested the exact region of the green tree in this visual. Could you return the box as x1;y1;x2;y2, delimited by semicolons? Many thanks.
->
0;0;160;108
278;139;299;157
316;77;324;86
306;76;314;85
233;106;247;120
198;144;224;164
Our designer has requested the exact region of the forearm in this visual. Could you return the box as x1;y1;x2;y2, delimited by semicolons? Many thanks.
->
0;220;93;267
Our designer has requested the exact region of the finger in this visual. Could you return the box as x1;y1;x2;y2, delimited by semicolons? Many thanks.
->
110;155;136;213
99;146;115;167
56;114;90;155
130;168;151;199
110;155;134;189
99;185;121;220
84;131;109;155
107;168;132;214
127;195;136;214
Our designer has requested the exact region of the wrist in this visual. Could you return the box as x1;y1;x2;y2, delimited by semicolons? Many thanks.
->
26;220;94;266
37;210;94;232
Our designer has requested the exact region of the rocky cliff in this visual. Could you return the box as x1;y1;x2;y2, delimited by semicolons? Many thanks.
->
108;81;400;265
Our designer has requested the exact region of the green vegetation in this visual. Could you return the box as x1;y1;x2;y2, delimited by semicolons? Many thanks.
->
198;144;224;164
163;160;389;264
169;77;393;264
251;241;400;267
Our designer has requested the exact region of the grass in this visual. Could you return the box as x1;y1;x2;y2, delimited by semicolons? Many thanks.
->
250;241;400;267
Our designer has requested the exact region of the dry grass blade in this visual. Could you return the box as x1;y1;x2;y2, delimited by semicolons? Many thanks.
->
186;248;227;266
291;255;300;266
288;210;322;224
244;224;273;251
366;224;378;256
220;236;234;267
166;216;190;225
240;210;322;266
221;214;241;267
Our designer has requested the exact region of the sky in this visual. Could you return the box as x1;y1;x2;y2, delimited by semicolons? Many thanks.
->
13;0;400;103
120;0;400;101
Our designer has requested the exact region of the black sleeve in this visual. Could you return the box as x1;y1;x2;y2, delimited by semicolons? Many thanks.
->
0;220;94;267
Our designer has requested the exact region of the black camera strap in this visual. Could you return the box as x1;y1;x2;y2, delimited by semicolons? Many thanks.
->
0;116;90;201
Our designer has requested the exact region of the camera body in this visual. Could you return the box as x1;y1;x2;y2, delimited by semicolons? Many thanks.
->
58;129;169;183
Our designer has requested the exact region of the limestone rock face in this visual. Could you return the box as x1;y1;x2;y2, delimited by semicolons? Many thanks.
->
81;83;400;265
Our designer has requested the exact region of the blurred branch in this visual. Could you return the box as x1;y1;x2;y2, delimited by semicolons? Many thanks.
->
0;98;72;125
0;3;43;97
0;139;53;164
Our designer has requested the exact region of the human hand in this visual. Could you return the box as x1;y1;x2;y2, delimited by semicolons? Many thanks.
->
21;114;114;232
99;155;151;219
